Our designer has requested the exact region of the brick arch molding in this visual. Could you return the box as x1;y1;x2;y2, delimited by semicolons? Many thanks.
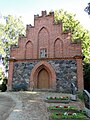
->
30;61;56;90
24;40;33;59
54;38;63;57
37;27;50;58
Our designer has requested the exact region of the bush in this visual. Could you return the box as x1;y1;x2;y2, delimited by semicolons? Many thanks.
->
83;63;90;92
0;82;7;92
77;90;84;101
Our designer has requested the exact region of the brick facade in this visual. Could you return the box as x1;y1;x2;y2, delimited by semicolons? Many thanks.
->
8;11;84;92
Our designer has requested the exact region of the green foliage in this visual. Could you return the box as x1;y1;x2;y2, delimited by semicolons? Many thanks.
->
54;10;90;90
50;112;87;119
0;15;25;54
0;15;25;78
3;15;25;44
47;96;69;100
0;10;90;91
0;67;4;81
84;63;90;82
0;67;7;91
77;90;84;101
48;105;78;111
54;9;90;63
0;82;7;92
83;62;90;92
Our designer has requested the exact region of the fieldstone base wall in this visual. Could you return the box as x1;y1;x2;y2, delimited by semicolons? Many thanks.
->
48;60;77;92
12;60;77;92
12;61;38;91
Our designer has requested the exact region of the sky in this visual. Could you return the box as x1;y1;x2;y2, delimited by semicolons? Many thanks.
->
0;0;90;74
0;0;90;30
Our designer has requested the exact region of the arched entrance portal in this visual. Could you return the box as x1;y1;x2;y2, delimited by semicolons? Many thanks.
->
30;61;56;90
37;68;49;89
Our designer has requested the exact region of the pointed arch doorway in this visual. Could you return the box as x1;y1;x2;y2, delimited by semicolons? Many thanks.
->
37;68;49;89
30;61;56;91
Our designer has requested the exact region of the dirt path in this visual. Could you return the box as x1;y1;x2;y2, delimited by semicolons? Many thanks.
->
0;91;84;120
0;93;15;120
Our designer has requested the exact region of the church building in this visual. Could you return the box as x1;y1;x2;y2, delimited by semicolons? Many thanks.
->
8;11;84;92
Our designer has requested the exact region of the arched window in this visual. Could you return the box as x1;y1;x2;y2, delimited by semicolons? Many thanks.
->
54;38;63;57
38;27;49;58
25;41;33;59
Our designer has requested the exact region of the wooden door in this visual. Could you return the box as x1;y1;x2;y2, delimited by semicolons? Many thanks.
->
37;69;49;89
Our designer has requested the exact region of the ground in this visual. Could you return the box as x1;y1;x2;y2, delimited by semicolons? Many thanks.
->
0;91;84;120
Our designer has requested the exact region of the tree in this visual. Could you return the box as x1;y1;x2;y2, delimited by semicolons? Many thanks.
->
0;67;4;81
85;3;90;15
54;10;90;63
83;63;90;92
54;9;90;91
0;15;25;80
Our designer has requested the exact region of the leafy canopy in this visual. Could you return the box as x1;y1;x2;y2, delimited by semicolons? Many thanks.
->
0;15;25;80
54;9;90;63
0;15;25;55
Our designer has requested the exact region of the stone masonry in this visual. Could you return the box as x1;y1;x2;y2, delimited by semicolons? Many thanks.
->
8;11;84;92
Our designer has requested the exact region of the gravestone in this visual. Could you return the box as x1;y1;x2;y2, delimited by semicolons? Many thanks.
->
70;83;77;101
83;90;90;117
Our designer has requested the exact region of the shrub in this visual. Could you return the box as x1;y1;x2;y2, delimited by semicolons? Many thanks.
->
0;82;7;92
77;90;84;101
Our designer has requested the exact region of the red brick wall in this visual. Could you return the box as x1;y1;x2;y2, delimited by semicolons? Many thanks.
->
76;58;84;90
8;60;14;90
8;11;84;91
10;11;82;60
